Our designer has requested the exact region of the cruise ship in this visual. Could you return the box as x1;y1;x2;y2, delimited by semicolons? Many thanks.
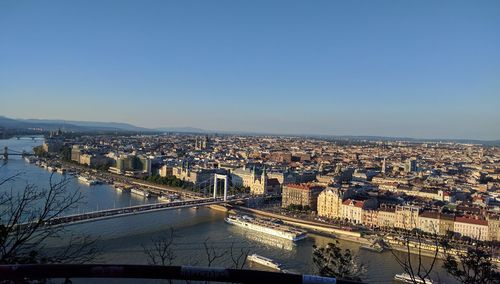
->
225;215;307;242
247;254;282;271
78;176;98;186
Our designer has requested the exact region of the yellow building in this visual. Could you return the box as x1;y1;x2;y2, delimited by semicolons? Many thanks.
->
487;216;500;242
362;209;379;228
317;187;343;219
377;205;396;228
395;205;420;230
418;211;440;234
438;214;455;235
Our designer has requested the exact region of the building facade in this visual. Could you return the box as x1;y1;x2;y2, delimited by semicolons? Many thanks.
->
317;187;343;219
281;183;324;211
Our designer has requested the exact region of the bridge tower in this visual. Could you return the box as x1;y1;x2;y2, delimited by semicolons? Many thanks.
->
3;146;7;161
213;174;228;201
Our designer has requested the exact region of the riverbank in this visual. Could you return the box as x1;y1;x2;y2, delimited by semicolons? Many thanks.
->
227;205;476;261
58;160;203;199
230;205;369;243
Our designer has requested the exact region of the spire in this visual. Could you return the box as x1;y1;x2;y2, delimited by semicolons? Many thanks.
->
262;165;267;180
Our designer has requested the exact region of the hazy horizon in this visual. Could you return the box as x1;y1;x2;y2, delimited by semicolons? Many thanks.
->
1;0;499;140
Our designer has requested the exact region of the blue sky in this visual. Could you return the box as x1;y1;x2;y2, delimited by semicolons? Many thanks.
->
1;0;499;139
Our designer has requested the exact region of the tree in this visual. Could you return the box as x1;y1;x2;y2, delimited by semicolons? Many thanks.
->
388;216;440;284
312;240;366;281
0;170;98;264
142;228;176;266
229;242;250;269
202;237;227;267
442;241;500;284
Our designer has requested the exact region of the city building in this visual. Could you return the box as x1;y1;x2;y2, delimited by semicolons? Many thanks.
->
71;145;83;162
395;205;421;230
317;187;343;219
377;205;397;228
405;157;417;173
281;183;324;211
454;216;489;241
109;154;151;176
418;211;441;234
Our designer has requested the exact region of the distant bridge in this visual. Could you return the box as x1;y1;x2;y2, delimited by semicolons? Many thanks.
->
2;147;35;160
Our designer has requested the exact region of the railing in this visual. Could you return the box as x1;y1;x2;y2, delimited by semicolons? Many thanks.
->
0;264;363;284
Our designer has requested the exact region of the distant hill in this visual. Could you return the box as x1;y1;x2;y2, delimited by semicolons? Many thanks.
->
0;116;211;134
21;118;151;132
0;116;86;131
0;116;152;132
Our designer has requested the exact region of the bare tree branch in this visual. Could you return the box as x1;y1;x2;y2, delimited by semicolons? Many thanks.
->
0;171;98;265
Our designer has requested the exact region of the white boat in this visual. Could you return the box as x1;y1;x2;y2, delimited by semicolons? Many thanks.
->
56;168;66;174
131;188;150;198
247;254;282;271
225;215;307;242
115;186;131;193
158;195;170;202
360;244;384;253
24;156;36;163
394;273;433;284
78;176;98;186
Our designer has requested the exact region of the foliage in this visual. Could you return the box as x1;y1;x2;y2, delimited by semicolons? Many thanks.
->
143;174;187;188
312;240;366;281
59;146;72;162
287;204;312;212
33;146;47;158
442;242;500;284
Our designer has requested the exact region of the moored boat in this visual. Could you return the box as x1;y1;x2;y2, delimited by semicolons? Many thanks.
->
360;244;384;253
225;215;307;242
394;273;433;284
247;254;282;271
24;156;37;164
78;176;98;186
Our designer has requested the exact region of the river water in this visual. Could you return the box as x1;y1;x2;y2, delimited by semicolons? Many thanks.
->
0;138;457;283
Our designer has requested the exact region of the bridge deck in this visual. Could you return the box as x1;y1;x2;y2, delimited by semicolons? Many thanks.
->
17;197;240;228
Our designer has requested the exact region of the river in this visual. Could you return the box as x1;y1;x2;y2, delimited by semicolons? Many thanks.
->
0;137;457;283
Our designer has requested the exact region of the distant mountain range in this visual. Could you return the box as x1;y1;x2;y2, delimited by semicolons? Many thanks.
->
0;116;207;133
1;116;499;145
